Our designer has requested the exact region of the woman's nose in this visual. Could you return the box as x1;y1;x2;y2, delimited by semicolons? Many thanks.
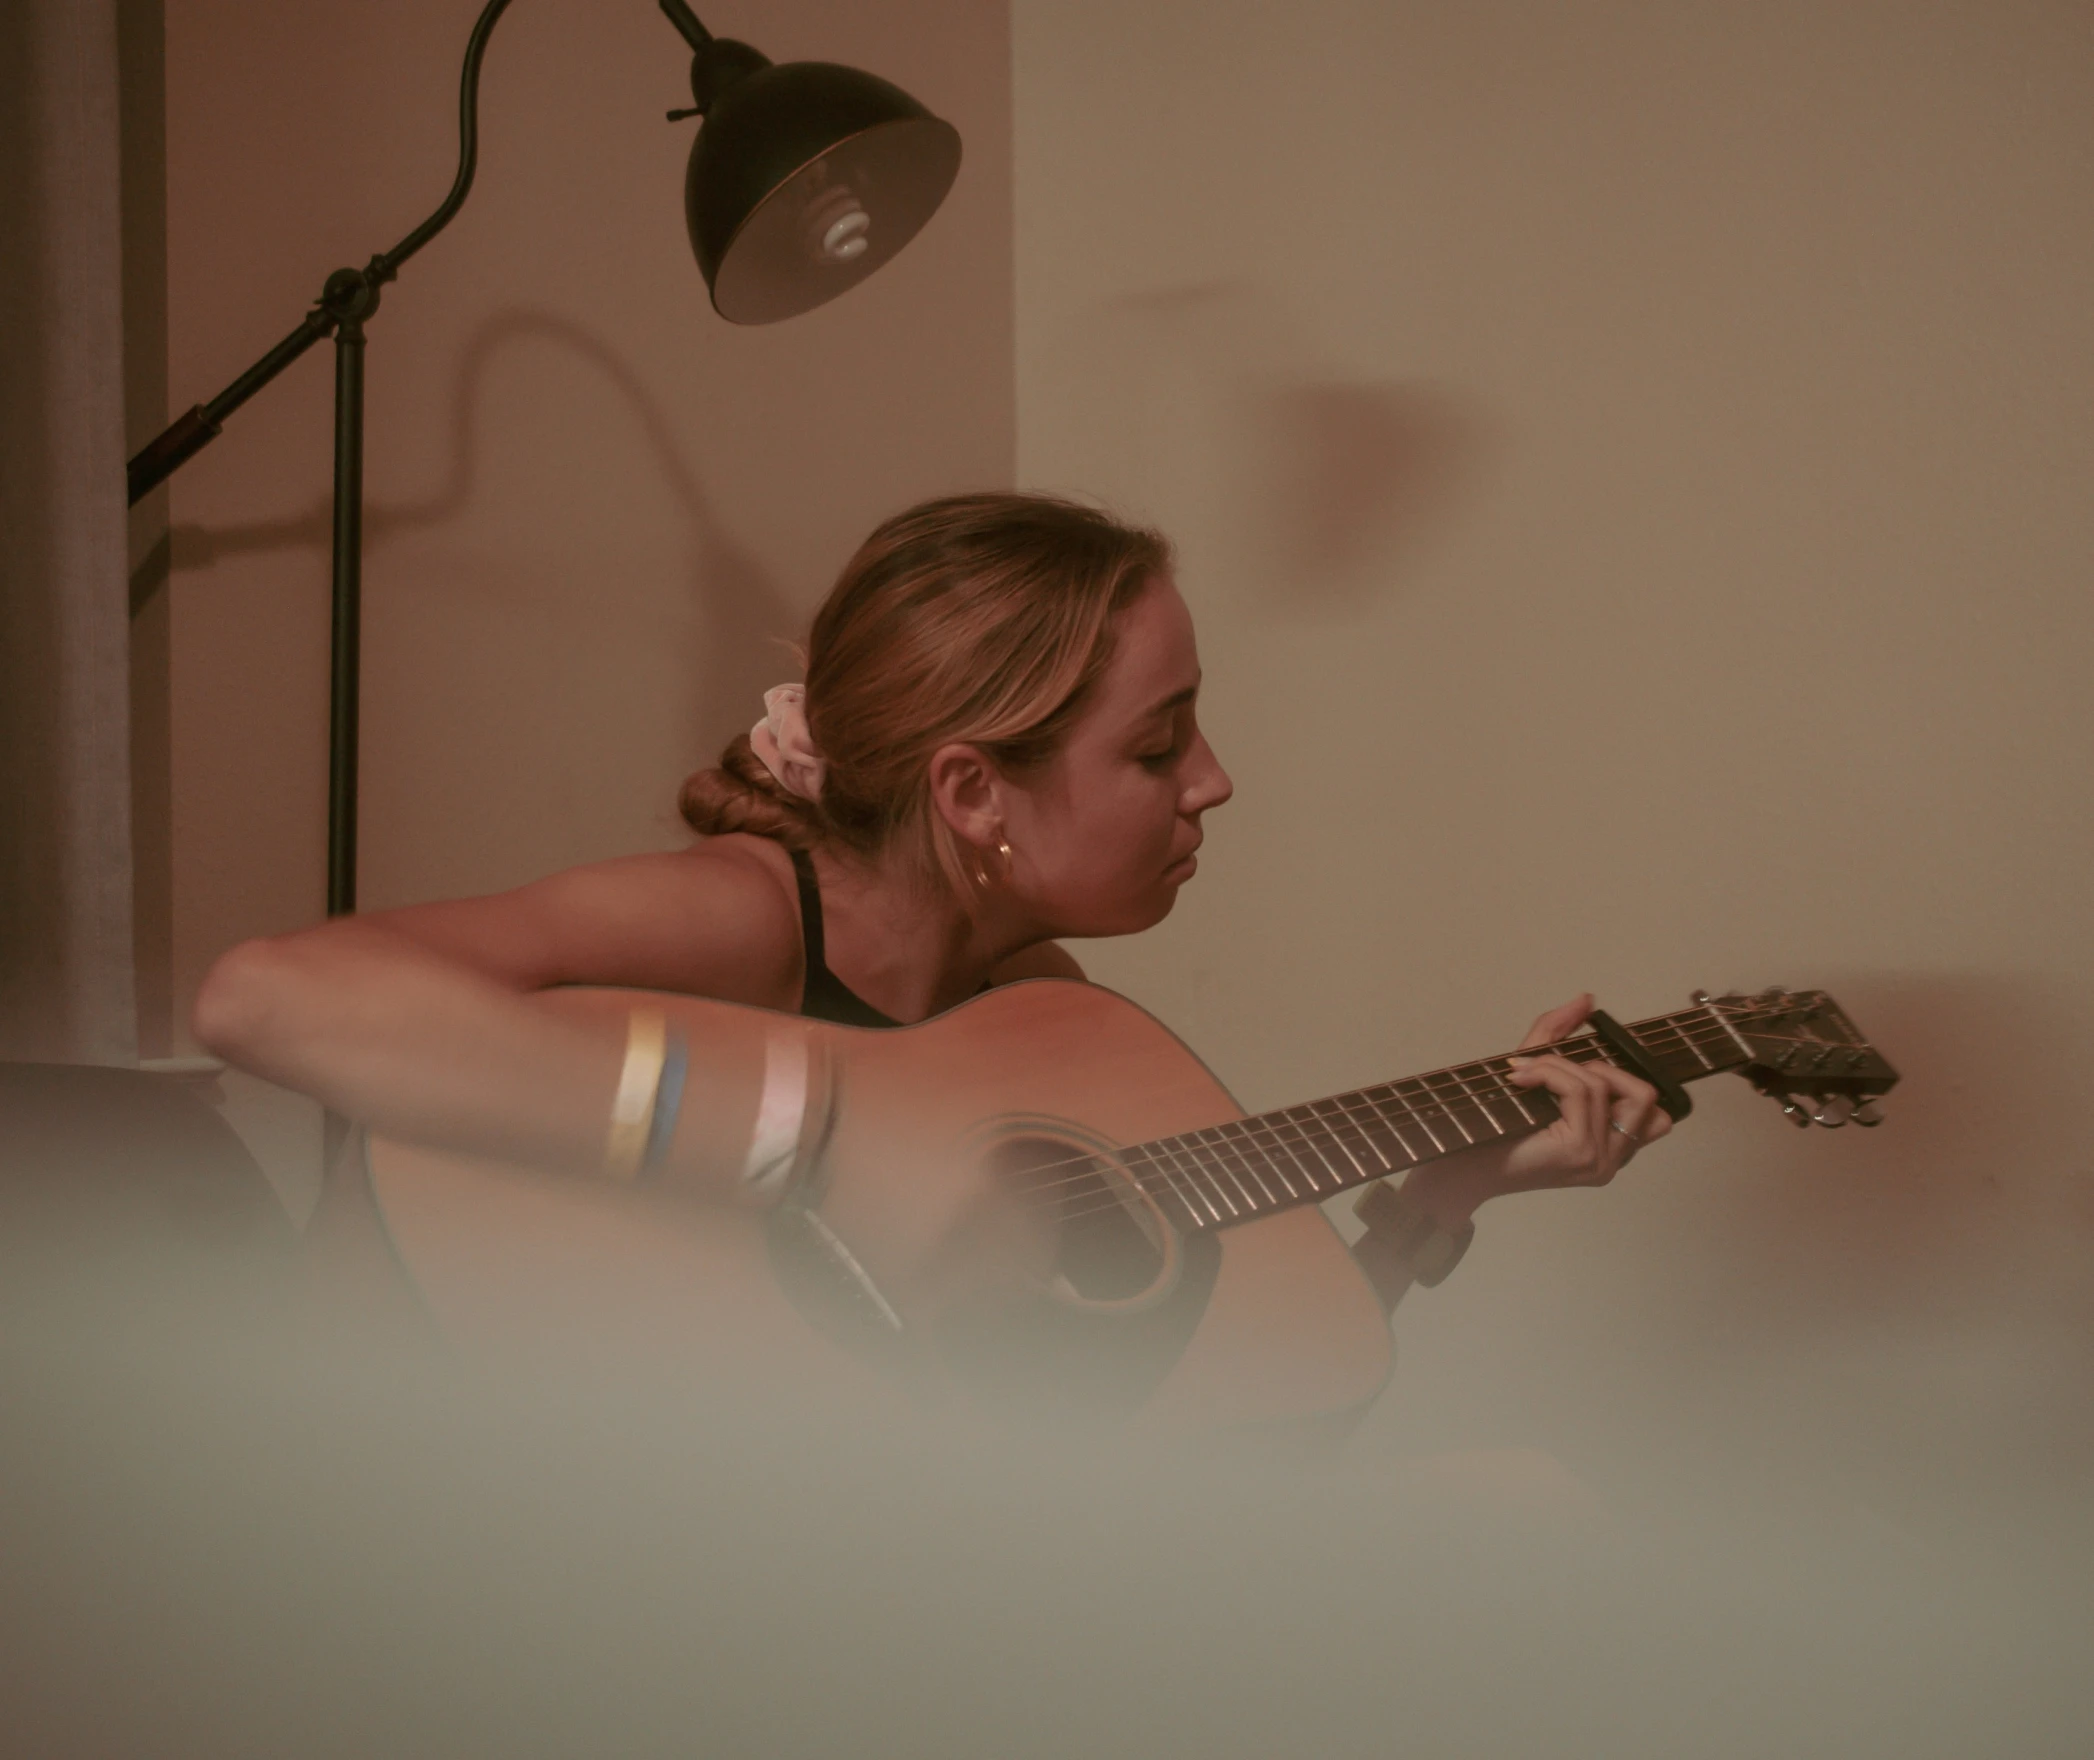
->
1184;733;1233;813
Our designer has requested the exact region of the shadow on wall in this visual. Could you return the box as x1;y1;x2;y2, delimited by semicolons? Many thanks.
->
1036;281;1495;616
165;308;799;795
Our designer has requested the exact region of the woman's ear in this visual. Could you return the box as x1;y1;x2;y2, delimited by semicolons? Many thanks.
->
925;742;1004;846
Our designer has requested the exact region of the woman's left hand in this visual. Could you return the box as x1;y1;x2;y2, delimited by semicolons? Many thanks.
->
1400;994;1673;1223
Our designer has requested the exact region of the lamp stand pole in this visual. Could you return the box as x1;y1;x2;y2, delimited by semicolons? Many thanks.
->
324;278;377;917
123;0;562;918
124;2;723;916
122;0;525;1173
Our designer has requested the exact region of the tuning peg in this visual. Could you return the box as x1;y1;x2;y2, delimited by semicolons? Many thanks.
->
1851;1101;1885;1127
1810;1095;1855;1128
1780;1098;1814;1129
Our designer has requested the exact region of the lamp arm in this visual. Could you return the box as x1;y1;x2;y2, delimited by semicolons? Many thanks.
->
376;0;520;276
656;0;713;55
126;0;720;505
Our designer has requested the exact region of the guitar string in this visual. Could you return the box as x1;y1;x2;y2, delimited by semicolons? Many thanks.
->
1113;1004;1824;1222
1045;1005;1865;1227
1008;1004;1801;1220
1044;1041;1669;1228
1041;1002;1866;1228
1028;1008;1760;1217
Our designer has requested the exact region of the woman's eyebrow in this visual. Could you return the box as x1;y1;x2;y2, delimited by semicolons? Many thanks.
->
1140;681;1200;721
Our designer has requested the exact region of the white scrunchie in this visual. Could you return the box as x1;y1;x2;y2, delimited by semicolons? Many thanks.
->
749;684;825;803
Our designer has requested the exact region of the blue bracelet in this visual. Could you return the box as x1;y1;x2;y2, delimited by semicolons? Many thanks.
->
637;1028;688;1182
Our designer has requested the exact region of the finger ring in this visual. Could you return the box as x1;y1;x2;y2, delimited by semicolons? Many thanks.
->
1609;1121;1638;1141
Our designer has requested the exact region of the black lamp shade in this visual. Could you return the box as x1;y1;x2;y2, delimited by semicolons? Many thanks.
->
685;60;962;325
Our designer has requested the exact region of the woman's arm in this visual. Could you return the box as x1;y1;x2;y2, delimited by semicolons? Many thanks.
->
191;841;802;1177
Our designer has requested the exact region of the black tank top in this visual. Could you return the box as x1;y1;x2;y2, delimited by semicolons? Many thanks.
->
789;847;903;1029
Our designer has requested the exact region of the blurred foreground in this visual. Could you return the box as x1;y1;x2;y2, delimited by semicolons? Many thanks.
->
5;1237;2091;1760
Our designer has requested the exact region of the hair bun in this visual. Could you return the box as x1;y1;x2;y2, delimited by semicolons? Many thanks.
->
678;732;820;848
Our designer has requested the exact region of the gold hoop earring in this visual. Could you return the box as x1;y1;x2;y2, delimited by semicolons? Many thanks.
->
968;834;1014;893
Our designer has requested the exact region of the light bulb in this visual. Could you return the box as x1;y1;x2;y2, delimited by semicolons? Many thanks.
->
821;208;870;260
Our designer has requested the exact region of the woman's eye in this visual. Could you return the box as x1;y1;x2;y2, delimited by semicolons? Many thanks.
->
1137;710;1194;771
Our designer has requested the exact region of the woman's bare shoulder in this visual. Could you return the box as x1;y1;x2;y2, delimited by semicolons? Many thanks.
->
364;834;805;1006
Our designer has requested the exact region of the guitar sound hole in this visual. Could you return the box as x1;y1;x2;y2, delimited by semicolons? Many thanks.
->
986;1134;1164;1302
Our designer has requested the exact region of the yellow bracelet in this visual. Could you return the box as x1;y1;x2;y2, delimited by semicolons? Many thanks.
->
603;1009;668;1182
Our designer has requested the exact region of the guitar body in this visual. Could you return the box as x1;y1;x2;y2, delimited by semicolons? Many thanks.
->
365;981;1394;1431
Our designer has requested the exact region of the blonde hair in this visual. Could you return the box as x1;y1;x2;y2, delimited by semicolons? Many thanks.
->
679;492;1171;895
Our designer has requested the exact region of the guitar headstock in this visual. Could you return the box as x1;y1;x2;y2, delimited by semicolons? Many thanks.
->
1694;988;1900;1128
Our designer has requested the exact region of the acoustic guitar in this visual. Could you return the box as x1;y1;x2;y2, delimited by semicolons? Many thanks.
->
362;983;1898;1430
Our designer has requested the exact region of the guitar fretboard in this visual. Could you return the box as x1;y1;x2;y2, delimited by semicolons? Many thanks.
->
1109;1003;1748;1235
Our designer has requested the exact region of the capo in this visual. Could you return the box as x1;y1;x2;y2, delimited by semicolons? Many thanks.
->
1586;1010;1694;1122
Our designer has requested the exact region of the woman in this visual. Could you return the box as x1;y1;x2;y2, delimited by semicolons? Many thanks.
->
195;492;1668;1416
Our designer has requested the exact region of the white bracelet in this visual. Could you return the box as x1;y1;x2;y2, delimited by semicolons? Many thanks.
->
604;1009;668;1182
742;1028;809;1198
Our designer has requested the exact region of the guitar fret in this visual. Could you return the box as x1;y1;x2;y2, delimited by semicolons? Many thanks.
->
1155;1131;1222;1232
1246;1119;1308;1203
1324;1089;1406;1173
1481;1058;1546;1127
1488;1064;1542;1130
1217;1121;1285;1211
1307;1095;1388;1184
1361;1086;1436;1163
1664;1013;1716;1071
1333;1090;1408;1172
1190;1133;1248;1219
1124;1144;1208;1232
1323;1089;1407;1173
1191;1125;1260;1214
1390;1080;1451;1155
1276;1105;1342;1191
1420;1065;1522;1146
1154;1136;1227;1226
1256;1114;1323;1198
1416;1070;1481;1145
1356;1089;1428;1170
1445;1062;1513;1136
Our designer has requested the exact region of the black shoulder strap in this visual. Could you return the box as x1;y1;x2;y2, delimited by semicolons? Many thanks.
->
786;847;902;1029
788;845;827;977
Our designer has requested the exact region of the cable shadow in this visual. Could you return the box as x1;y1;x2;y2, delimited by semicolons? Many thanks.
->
1042;281;1497;618
166;308;798;787
1240;377;1491;616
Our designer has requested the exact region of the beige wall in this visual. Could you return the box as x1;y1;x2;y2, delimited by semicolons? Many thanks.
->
153;0;2093;1499
161;0;1011;1199
1018;0;2094;1499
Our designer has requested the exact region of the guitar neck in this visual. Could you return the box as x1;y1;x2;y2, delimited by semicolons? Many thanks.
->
1122;1003;1752;1236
